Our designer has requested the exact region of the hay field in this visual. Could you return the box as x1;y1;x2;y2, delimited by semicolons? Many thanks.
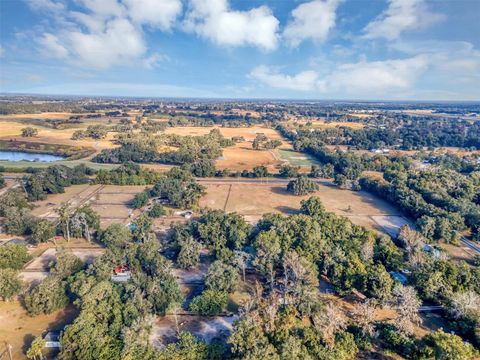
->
165;126;289;171
199;180;405;234
164;125;284;140
0;120;118;152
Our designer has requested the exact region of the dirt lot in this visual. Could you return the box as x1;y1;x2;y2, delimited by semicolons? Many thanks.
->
199;180;404;233
0;301;77;360
150;314;237;348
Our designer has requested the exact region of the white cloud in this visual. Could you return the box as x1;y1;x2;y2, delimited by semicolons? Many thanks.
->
327;55;429;92
283;0;341;47
184;0;279;50
38;33;69;59
0;45;4;58
66;18;146;69
363;0;444;40
249;65;321;91
31;0;182;69
250;56;429;95
124;0;182;30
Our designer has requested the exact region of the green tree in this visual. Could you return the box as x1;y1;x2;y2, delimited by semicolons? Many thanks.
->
100;223;133;249
205;260;240;293
26;336;46;360
24;276;69;315
132;191;149;209
365;264;394;302
253;230;281;287
176;237;202;270
0;268;23;300
287;176;319;196
21;127;38;137
4;206;34;235
0;244;31;269
188;289;228;316
31;219;56;244
422;330;477;360
148;203;165;218
300;196;326;217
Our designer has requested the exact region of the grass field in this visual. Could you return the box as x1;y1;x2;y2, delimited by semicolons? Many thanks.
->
165;125;289;171
276;148;320;167
199;180;406;234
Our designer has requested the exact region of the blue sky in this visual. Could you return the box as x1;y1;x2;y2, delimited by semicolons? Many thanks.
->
0;0;479;100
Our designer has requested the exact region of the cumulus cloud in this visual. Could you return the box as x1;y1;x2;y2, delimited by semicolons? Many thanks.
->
184;0;279;50
249;65;320;91
38;33;69;59
250;56;429;94
363;0;444;40
283;0;341;47
31;0;182;69
327;56;429;92
124;0;182;30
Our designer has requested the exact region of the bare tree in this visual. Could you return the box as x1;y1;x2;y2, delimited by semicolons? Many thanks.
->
391;285;421;335
313;302;347;347
282;251;318;309
55;203;72;241
398;225;425;266
449;291;480;321
234;250;250;282
351;299;377;337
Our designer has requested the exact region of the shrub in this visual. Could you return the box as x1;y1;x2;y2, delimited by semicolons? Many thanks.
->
189;289;228;316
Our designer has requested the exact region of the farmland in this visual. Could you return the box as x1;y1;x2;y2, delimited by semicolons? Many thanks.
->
199;179;408;235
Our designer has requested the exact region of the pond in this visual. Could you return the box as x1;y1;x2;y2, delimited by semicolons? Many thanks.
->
0;150;65;162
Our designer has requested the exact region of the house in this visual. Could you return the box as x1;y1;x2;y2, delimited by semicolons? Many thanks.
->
43;331;61;348
111;265;131;283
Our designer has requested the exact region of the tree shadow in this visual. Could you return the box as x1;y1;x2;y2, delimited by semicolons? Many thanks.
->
270;186;290;195
275;206;300;215
22;333;35;354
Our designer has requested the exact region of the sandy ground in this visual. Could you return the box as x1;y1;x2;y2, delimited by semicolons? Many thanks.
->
0;301;77;360
199;180;404;234
150;314;238;349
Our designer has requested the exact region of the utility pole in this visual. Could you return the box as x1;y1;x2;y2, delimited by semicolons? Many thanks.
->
7;344;12;360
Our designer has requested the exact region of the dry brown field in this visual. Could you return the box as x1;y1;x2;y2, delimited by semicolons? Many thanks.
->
0;301;77;360
164;126;289;171
31;184;146;228
199;180;406;234
0;120;118;153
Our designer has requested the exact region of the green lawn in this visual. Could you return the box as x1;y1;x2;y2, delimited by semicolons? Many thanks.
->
276;148;321;167
0;159;118;171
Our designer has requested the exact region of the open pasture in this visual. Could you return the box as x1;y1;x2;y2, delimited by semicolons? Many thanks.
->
165;126;294;170
199;180;407;234
31;184;146;228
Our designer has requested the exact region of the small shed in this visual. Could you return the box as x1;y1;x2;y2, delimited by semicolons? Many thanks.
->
43;331;61;348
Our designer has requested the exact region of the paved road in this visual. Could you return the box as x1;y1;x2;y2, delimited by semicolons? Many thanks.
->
461;236;480;254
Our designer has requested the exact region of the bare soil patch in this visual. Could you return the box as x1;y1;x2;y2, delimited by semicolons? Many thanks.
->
0;301;77;360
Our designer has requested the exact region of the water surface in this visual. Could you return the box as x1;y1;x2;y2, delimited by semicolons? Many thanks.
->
0;150;65;162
